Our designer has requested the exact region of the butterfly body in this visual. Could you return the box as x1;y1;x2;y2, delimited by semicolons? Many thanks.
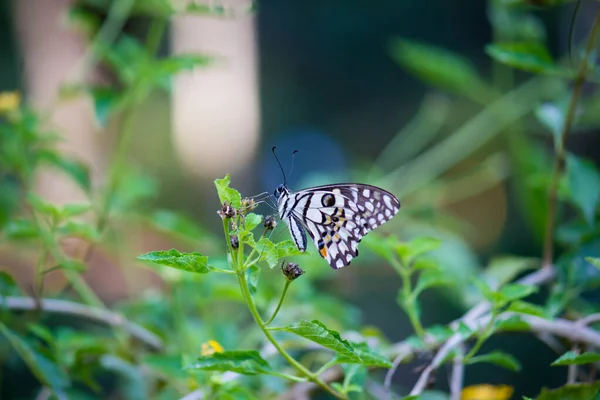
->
274;183;401;269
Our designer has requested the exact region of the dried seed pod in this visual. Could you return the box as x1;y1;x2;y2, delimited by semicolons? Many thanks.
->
241;197;258;213
217;201;236;219
263;215;277;230
281;261;304;281
230;234;239;249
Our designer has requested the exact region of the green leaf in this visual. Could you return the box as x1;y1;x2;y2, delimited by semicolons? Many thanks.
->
249;238;303;269
0;323;69;392
214;174;242;208
586;257;600;270
507;300;547;317
100;354;147;400
535;102;565;148
456;322;473;338
28;194;59;218
59;204;92;219
58;221;100;241
102;35;147;85
472;278;496;303
186;350;272;375
535;382;600;400
551;351;600;366
336;342;392;368
44;259;87;274
425;325;454;343
389;38;490;102
486;42;557;73
67;3;101;36
276;240;304;260
250;237;277;268
566;154;600;225
0;271;21;296
246;265;260;294
155;54;212;78
39;151;91;193
363;234;398;265
137;249;213;274
413;269;449;297
395;236;442;266
3;218;39;240
482;256;536;288
149;209;214;243
143;355;187;379
244;213;262;231
466;350;521;371
90;87;122;127
274;320;361;363
499;283;538;303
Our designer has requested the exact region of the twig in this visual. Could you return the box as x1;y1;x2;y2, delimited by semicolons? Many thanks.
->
578;313;600;326
449;344;465;400
3;296;163;350
542;8;600;268
567;346;579;384
384;349;411;394
409;313;600;395
283;266;556;399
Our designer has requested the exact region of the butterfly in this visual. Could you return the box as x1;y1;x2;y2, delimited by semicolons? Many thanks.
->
271;147;401;269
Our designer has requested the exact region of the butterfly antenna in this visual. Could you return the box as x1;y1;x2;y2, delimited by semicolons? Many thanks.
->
272;146;287;185
287;150;299;182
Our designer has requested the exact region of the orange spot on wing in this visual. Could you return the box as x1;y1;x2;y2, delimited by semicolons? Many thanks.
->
319;247;328;258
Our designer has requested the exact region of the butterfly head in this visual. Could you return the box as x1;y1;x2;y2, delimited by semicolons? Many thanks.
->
273;183;288;200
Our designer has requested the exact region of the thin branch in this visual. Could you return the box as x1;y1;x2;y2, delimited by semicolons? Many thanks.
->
579;313;600;326
409;313;600;395
542;8;600;267
283;266;557;399
568;346;579;384
384;348;412;393
449;344;465;400
3;296;163;350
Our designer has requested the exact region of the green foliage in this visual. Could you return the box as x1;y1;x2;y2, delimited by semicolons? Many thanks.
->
533;382;600;400
274;320;362;363
566;154;600;225
0;323;69;395
215;174;242;208
137;249;214;274
465;350;522;371
485;42;558;74
551;351;600;366
388;38;490;102
186;350;273;375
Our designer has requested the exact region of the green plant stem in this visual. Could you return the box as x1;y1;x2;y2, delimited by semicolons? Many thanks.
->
30;210;103;308
145;18;167;55
83;17;166;262
463;310;497;362
263;280;291;326
236;271;345;400
542;9;600;268
395;260;425;338
314;358;339;377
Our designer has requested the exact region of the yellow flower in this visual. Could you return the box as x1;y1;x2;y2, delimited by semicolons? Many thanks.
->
0;91;21;113
461;384;513;400
201;339;224;356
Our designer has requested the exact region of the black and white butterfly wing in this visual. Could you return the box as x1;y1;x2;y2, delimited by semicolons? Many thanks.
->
286;184;400;269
